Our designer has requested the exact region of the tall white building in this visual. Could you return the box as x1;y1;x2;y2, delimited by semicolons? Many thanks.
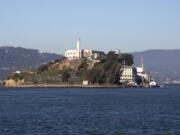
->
65;39;81;60
120;65;136;84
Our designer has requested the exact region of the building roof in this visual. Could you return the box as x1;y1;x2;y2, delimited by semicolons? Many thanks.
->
136;67;143;73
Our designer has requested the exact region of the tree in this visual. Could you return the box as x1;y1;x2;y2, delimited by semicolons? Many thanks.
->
37;64;49;73
135;75;142;85
121;53;134;66
86;65;105;84
62;70;71;82
107;51;118;60
86;53;123;84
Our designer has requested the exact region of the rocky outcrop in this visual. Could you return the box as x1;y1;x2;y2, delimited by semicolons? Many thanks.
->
51;59;81;71
3;79;24;87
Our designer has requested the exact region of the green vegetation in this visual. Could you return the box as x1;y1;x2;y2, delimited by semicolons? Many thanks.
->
47;69;62;76
85;52;133;84
62;70;71;82
11;73;25;81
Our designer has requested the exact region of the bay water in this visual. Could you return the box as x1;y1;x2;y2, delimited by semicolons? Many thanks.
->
0;86;180;135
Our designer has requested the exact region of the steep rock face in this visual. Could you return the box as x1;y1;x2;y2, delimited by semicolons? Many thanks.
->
51;59;82;71
0;46;62;80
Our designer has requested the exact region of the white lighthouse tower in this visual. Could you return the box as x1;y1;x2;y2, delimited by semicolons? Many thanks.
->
76;38;80;51
76;38;81;59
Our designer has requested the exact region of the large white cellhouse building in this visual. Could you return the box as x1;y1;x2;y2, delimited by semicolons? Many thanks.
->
65;39;81;60
64;38;106;60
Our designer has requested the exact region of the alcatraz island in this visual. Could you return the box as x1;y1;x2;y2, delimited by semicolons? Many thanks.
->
3;39;158;88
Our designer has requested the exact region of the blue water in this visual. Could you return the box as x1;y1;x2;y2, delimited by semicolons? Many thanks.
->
0;86;180;135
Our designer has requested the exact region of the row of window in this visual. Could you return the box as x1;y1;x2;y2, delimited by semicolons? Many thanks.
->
65;53;79;55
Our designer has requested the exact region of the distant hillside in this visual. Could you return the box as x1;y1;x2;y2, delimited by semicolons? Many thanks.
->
133;49;180;83
0;46;63;80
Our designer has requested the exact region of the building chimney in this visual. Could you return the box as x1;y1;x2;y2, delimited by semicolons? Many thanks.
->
141;55;144;72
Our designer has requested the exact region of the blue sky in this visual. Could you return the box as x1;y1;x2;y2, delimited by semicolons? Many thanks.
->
0;0;179;54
